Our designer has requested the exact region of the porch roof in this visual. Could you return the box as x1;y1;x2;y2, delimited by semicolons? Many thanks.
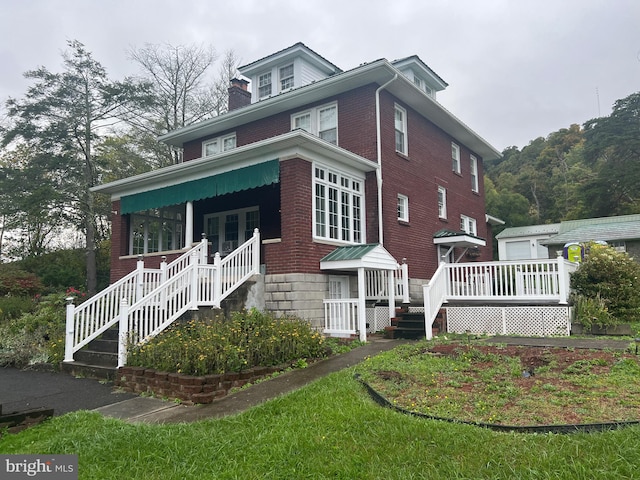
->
119;160;279;214
433;229;486;248
320;244;399;271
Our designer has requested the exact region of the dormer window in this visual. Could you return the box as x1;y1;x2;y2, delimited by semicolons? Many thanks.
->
413;75;435;98
279;64;294;91
258;72;272;98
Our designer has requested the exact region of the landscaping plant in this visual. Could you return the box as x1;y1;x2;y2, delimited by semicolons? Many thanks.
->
127;309;327;375
570;242;640;328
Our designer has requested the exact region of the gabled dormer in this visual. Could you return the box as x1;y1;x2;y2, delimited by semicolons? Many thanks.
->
238;42;342;103
392;56;448;100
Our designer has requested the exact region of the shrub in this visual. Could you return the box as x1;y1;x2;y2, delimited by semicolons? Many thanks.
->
0;268;43;296
127;309;327;375
572;294;612;330
0;296;37;323
0;293;66;368
570;243;640;326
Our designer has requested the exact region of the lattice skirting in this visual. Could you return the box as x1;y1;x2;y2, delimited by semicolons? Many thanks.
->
446;306;571;337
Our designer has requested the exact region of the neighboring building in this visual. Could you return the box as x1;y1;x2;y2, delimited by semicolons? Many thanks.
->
93;42;501;329
496;224;560;261
541;214;640;260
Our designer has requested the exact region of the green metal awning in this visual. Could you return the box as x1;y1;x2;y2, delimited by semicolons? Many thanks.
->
120;160;279;214
320;244;399;271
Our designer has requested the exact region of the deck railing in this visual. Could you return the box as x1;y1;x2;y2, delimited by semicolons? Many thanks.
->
323;299;359;337
423;257;578;339
365;263;410;303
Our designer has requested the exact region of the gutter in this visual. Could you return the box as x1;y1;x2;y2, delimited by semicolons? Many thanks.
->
375;74;398;246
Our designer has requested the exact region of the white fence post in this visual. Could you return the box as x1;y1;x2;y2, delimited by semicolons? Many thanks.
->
200;233;208;264
557;255;569;304
213;252;222;308
136;255;144;302
401;259;410;304
252;228;260;274
190;251;199;310
118;297;129;368
63;297;76;362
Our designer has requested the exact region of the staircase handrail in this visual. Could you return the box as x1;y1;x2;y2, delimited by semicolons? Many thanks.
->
64;240;208;363
117;229;261;366
423;261;448;340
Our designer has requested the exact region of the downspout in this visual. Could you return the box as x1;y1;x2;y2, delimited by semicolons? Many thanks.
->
375;74;398;246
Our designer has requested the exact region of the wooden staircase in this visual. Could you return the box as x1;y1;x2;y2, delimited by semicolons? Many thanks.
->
384;307;447;340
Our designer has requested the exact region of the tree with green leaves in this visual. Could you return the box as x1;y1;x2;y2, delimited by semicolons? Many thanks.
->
1;40;150;293
582;92;640;216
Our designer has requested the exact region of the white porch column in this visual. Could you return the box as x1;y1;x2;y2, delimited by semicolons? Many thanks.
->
388;268;396;322
184;201;194;249
357;267;367;342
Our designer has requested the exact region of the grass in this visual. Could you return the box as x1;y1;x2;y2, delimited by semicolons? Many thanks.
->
2;368;640;479
357;341;640;426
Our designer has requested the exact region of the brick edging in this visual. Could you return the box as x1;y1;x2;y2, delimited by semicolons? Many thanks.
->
115;365;285;405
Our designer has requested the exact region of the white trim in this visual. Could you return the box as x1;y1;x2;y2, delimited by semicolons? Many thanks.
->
202;133;236;157
291;102;338;145
397;194;409;222
470;154;479;193
452;142;461;174
438;186;447;219
394;103;408;155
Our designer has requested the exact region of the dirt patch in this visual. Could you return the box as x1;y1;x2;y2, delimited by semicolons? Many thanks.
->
363;343;640;426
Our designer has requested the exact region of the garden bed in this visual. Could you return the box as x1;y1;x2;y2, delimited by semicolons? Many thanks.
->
358;342;640;426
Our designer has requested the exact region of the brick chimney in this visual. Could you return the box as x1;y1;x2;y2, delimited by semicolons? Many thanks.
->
228;78;251;111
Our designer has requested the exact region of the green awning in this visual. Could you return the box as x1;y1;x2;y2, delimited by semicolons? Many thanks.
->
120;160;279;214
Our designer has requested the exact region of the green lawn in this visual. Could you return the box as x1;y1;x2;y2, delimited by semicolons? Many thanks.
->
1;368;639;479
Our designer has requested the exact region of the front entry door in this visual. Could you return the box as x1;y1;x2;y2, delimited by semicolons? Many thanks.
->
204;207;259;256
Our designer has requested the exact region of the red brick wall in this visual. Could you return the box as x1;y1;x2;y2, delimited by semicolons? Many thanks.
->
376;91;490;278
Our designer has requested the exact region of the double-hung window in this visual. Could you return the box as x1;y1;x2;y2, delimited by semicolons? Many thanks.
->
258;72;272;98
291;103;338;145
279;64;294;91
452;142;461;174
314;164;363;243
460;215;477;236
438;186;447;219
395;104;408;155
202;133;236;157
470;155;479;192
397;194;409;222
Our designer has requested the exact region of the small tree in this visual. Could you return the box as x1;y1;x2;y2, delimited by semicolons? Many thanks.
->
570;243;640;326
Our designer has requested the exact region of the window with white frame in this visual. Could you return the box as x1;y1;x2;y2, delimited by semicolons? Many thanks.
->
395;104;407;155
452;142;461;174
397;194;409;222
413;75;435;98
438;186;447;219
130;206;185;255
202;133;236;157
279;64;294;91
314;164;363;243
470;155;479;192
460;215;477;236
258;72;272;98
291;103;337;145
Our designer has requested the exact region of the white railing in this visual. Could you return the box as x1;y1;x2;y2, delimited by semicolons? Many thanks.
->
422;256;578;340
365;262;410;303
444;257;577;302
423;262;448;340
65;229;261;366
63;257;168;362
119;229;260;365
323;299;359;336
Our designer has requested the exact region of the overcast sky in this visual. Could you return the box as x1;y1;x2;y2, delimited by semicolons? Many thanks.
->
1;0;638;152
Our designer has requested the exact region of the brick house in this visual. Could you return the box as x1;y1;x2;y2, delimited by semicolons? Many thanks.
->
93;42;501;335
